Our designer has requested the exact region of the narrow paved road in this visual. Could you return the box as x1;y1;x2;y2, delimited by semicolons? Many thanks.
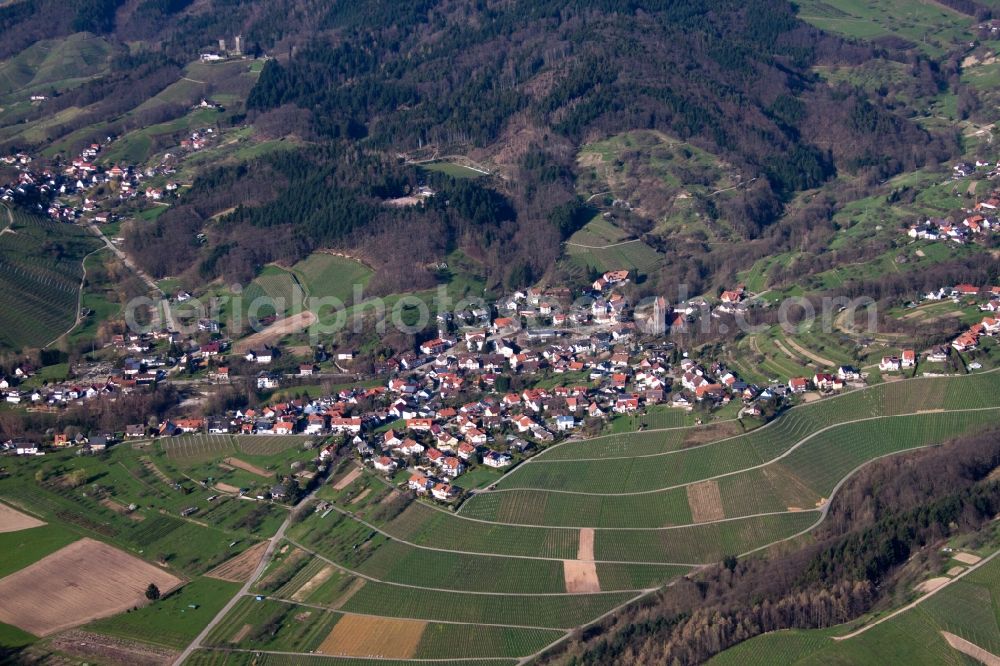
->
172;492;315;665
88;223;177;331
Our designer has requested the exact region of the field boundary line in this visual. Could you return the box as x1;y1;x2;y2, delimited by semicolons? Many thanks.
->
565;238;642;250
266;593;573;631
295;500;705;564
477;407;1000;498
286;535;678;595
515;585;675;665
528;419;742;463
196;646;518;662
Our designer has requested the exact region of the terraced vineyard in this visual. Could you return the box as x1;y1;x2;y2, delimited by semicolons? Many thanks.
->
149;371;1000;663
0;209;101;349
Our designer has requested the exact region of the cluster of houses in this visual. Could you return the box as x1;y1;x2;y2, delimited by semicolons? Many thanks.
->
922;284;1000;353
0;136;192;225
907;172;1000;243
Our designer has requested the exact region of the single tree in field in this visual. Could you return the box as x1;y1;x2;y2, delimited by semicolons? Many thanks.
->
145;583;161;601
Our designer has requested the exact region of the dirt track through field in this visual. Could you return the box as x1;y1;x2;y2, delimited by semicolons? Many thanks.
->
773;338;804;362
687;480;725;523
233;310;317;354
332;466;362;490
231;624;252;643
205;541;269;582
577;527;595;561
223;457;269;477
292;565;335;601
318;614;426;658
783;336;836;367
140;457;173;485
0;502;45;532
0;538;183;636
331;577;367;609
350;488;372;504
942;632;1000;666
564;560;601;593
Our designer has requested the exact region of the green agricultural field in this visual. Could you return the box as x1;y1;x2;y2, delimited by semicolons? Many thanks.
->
0;209;102;350
0;522;78;577
794;0;973;57
420;161;487;178
249;265;304;313
186;652;517;666
0;444;290;579
290;253;373;304
337;581;638;629
236;435;312;456
709;553;1000;665
84;577;241;649
564;213;663;275
592;512;820;563
0;621;35;649
206;597;563;659
541;419;742;460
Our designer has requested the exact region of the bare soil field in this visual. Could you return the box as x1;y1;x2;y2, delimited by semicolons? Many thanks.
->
942;631;1000;666
292;565;335;602
332;466;363;491
205;541;268;582
45;630;178;666
318;615;426;658
946;566;966;577
223;457;269;477
687;480;725;523
915;577;949;594
953;552;983;565
564;560;601;593
214;482;241;493
0;501;45;532
233;310;317;354
0;538;183;636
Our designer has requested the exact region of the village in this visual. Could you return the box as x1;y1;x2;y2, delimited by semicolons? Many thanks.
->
3;260;999;508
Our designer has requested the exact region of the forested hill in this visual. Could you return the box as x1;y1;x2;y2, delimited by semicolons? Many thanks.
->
246;0;947;190
0;0;959;291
